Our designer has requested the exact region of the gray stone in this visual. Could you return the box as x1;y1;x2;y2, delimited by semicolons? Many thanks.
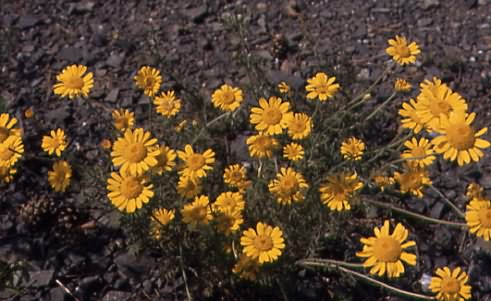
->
29;270;54;287
58;47;83;62
420;0;440;10
183;5;208;23
357;68;370;81
49;287;66;301
105;88;119;103
102;291;132;301
480;174;491;189
106;53;125;68
16;15;41;29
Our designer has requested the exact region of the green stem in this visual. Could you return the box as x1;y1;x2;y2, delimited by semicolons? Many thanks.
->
298;258;364;269
346;64;393;107
191;112;230;144
428;185;465;218
365;92;397;121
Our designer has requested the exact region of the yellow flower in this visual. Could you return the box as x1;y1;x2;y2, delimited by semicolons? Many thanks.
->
340;137;365;161
134;66;162;97
53;64;94;99
465;199;491;241
177;176;202;199
285;113;312;140
431;112;490;166
223;164;248;187
356;220;417;278
278;81;290;94
401;137;435;167
240;222;285;264
150;208;175;239
153;90;182;117
214;207;244;235
0;166;16;184
246;133;279;158
175;120;188;133
393;164;432;198
107;171;154;213
24;107;34;119
100;139;112;150
232;253;260;281
151;145;176;175
41;129;67;157
250;96;292;135
386;35;421;65
0;113;21;143
48;160;72;192
429;267;472;301
268;167;309;205
112;109;135;132
305;72;340;101
399;98;426;134
372;174;395;192
466;183;484;201
111;128;160;176
177;144;215;183
319;172;363;211
415;78;468;131
213;191;245;212
181;195;213;227
283;143;304;161
0;136;24;168
211;84;243;112
394;79;412;93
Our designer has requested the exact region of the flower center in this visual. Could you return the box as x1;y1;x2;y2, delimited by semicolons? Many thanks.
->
189;206;207;221
253;234;273;252
440;277;461;295
120;177;143;199
144;77;155;88
446;122;475;150
0;128;9;143
231;171;243;181
0;146;13;160
429;99;451;116
281;175;298;195
255;136;272;151
401;171;422;189
411;146;426;158
290;120;306;133
396;45;411;58
373;236;402;262
221;90;236;104
124;143;147;163
479;208;491;228
65;76;84;89
115;117;129;130
160;100;174;111
263;108;283;125
187;154;205;171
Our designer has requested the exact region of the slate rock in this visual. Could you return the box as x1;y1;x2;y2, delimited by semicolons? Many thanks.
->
102;291;132;301
16;15;41;29
420;0;440;10
49;287;66;301
29;270;54;287
183;5;208;23
106;88;119;103
114;252;153;280
58;47;83;62
107;53;125;68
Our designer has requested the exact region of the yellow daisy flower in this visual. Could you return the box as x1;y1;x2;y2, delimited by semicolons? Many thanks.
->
0;166;16;184
394;78;412;93
177;176;202;199
386;35;421;65
372;174;395;192
246;133;279;158
134;66;162;97
431;112;490;166
211;84;243;112
250;96;292;135
100;139;112;150
305;72;340;101
223;164;248;187
465;199;491;241
285;113;312;140
107;171;154;213
429;267;472;301
278;81;290;94
399;98;426;134
466;183;484;201
393;164;432;198
319;172;363;211
240;222;285;264
0;135;24;168
401;137;435;167
215;207;244;235
181;195;213;227
112;109;135;132
0;113;21;143
153;90;182;117
232;253;260;281
356;220;417;278
41;128;67;157
48;160;72;192
53;64;94;99
340;137;365;161
213;191;245;212
24;107;34;119
150;208;175;240
177;144;215;183
111;128;160;176
268;167;309;205
151;145;176;175
174;120;188;133
283;143;304;161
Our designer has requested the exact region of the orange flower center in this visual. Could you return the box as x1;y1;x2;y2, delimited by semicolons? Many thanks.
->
144;77;155;88
120;176;143;199
440;277;461;295
159;99;175;112
64;76;84;89
124;142;147;163
373;236;402;262
289;119;306;133
429;99;451;116
253;234;273;252
187;154;205;171
411;146;427;158
396;44;411;58
280;175;298;195
156;151;168;166
400;171;422;190
479;208;491;228
446;122;475;150
0;146;13;160
221;90;236;104
0;127;9;143
189;206;207;222
262;107;283;125
114;117;129;130
254;136;273;152
230;171;243;182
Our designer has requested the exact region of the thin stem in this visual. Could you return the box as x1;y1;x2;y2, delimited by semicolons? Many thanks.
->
346;64;392;107
365;92;397;121
429;185;465;218
311;100;321;121
179;244;193;301
298;258;364;269
191;112;230;144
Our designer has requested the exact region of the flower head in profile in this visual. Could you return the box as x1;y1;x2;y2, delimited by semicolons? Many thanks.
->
0;113;21;143
48;160;72;192
240;222;285;264
181;195;213;227
465;199;491;241
233;253;260;281
285;113;312;140
211;84;243;112
269;167;309;205
214;207;244;235
107;171;154;213
283;143;304;161
41;129;67;157
111;128;160;176
177;144;215;183
340;137;365;161
0;136;24;168
278;81;290;94
386;35;421;65
372;174;395;192
305;72;340;102
0;166;16;184
429;267;472;301
246;133;279;159
154;90;182;117
151;145;176;175
53;64;94;99
213;191;245;212
250;96;292;135
431;111;490;166
100;139;112;150
177;176;202;199
466;183;484;201
356;220;417;278
112;109;135;132
24;107;34;119
223;164;251;191
394;78;412;93
393;164;432;198
319;172;363;211
150;208;175;239
399;98;426;134
134;66;162;97
401;137;435;167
